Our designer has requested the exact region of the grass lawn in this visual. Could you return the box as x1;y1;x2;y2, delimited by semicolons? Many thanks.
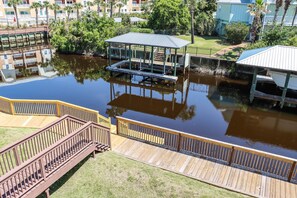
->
0;127;36;149
42;152;248;198
176;35;230;56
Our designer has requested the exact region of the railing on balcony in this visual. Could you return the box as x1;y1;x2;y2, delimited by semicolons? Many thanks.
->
263;15;297;26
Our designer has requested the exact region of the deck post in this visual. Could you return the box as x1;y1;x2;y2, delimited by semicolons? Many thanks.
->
184;46;187;74
108;43;111;66
125;44;127;58
129;45;132;70
280;72;291;108
163;47;166;74
151;46;154;73
249;67;258;102
143;46;146;64
174;49;177;76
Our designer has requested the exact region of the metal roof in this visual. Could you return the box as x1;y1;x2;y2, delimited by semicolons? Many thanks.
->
106;32;190;49
236;45;297;72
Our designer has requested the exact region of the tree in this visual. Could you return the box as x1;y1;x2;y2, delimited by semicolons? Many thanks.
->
93;0;103;15
73;3;83;19
64;6;73;22
43;1;51;25
86;1;94;11
100;1;108;15
116;0;127;14
50;3;61;21
225;23;249;44
293;6;297;26
148;0;190;34
281;0;292;26
194;0;217;36
30;2;42;27
273;0;283;26
7;0;22;28
247;0;269;42
109;0;116;17
186;0;196;44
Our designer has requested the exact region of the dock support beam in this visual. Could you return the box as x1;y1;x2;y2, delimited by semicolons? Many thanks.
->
129;45;132;70
163;47;166;74
249;67;258;102
143;46;146;64
108;43;111;66
151;46;154;73
174;49;177;76
280;72;291;108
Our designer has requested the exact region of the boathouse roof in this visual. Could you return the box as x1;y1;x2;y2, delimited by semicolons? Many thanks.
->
106;32;190;49
236;45;297;72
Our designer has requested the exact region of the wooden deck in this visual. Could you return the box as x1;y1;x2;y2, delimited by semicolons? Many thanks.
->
111;134;297;198
0;112;58;128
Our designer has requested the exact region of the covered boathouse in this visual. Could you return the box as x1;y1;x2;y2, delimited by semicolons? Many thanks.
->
105;32;191;83
236;45;297;108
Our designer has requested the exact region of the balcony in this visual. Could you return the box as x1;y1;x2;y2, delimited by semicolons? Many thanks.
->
25;52;36;58
13;54;23;59
263;15;297;26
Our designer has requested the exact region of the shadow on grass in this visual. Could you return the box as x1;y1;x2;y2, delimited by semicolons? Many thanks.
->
37;155;91;198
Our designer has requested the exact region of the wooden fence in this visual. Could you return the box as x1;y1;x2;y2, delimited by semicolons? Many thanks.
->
0;117;111;198
116;117;297;183
0;96;111;128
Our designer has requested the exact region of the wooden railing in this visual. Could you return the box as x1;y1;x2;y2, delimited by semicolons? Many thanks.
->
0;115;86;177
116;117;297;183
0;96;111;128
0;118;111;198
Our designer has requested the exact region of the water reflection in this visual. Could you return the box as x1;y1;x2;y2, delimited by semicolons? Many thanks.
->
0;53;297;158
0;45;56;84
107;74;194;120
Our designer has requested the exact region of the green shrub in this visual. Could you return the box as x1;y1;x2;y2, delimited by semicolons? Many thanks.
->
130;28;154;34
225;23;249;45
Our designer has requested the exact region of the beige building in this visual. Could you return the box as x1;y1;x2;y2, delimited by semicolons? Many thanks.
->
0;0;149;26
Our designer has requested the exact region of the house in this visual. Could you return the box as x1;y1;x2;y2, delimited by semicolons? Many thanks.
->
215;0;253;35
215;0;297;36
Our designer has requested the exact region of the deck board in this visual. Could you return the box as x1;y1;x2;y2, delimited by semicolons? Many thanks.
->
111;134;297;198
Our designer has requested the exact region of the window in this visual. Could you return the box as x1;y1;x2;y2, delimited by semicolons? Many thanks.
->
5;11;15;15
6;65;9;69
20;11;29;15
44;50;48;55
4;54;7;59
40;10;43;15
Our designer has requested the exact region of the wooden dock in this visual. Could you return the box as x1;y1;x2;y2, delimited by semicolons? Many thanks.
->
111;134;297;198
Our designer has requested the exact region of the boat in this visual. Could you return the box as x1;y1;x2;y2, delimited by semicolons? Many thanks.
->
269;71;297;91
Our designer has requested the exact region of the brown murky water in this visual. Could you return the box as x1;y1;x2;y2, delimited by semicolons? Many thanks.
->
1;54;297;158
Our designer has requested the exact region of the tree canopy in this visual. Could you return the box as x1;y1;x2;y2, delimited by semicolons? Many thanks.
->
148;0;190;34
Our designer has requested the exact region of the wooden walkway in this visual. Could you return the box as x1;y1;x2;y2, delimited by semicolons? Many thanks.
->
111;134;297;198
0;112;58;128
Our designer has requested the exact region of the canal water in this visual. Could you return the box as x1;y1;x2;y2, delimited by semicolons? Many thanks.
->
1;53;297;159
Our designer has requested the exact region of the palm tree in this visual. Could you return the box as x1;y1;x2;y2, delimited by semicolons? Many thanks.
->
272;0;283;26
292;6;297;26
247;0;269;42
73;3;83;19
43;1;51;25
50;3;61;21
93;0;103;15
187;0;196;44
86;1;94;11
281;0;292;26
100;1;108;15
116;0;127;14
109;0;116;17
64;5;73;22
30;2;42;27
7;0;22;28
